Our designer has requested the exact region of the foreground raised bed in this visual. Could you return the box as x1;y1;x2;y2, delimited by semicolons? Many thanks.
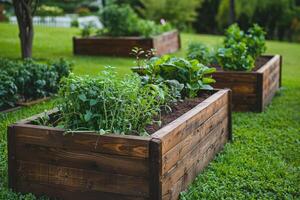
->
73;30;180;57
212;55;282;112
8;89;231;200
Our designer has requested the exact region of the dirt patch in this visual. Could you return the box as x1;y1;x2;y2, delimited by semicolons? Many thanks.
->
146;92;212;134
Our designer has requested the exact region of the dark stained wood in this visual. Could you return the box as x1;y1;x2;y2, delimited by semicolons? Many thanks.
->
8;89;231;200
8;126;17;190
16;97;51;106
0;106;22;114
15;143;149;177
73;30;180;57
14;124;150;158
16;160;149;197
152;89;229;154
213;55;282;112
149;138;162;200
17;182;148;200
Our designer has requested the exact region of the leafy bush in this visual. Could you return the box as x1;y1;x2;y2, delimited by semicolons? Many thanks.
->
99;4;172;37
58;68;168;135
75;7;91;16
0;72;18;110
136;55;216;98
217;42;255;71
0;58;72;109
36;5;64;16
224;23;266;60
138;0;203;30
187;42;216;65
245;24;267;59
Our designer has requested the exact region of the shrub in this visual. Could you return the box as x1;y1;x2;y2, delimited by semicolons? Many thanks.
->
0;72;18;110
217;42;255;71
75;7;91;16
58;68;167;135
99;4;172;37
36;5;64;17
0;58;72;107
138;0;203;30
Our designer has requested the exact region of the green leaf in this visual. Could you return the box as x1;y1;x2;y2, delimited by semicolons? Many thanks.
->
78;94;87;102
84;111;93;122
90;99;98;106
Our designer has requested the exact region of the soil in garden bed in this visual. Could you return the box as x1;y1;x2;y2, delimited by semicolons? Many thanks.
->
213;56;270;72
146;92;212;134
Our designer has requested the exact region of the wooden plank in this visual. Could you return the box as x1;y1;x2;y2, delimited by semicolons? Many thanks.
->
8;126;17;190
0;106;22;114
161;118;229;195
149;138;162;200
257;55;281;73
14;124;150;158
16;143;149;177
161;105;228;174
73;30;180;57
152;89;229;154
16;97;51;107
17;160;149;197
17;181;148;200
162;127;228;200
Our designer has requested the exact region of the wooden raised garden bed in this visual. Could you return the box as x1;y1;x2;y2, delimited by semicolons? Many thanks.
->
212;55;282;112
73;30;181;57
0;97;51;114
8;89;231;200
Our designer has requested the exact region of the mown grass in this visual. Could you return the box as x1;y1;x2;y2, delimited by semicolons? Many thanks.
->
0;23;299;199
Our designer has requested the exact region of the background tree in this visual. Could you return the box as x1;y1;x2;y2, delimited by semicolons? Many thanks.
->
12;0;39;59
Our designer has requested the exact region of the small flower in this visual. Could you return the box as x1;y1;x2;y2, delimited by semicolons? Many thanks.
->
160;18;166;25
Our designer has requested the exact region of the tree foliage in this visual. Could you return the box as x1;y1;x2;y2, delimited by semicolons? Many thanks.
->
138;0;203;30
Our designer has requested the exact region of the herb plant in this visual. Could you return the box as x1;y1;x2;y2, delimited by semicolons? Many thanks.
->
57;68;168;136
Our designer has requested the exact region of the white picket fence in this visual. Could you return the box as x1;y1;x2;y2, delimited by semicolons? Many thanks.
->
9;16;103;29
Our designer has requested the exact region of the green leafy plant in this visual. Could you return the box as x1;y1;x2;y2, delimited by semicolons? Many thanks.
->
217;42;255;71
99;4;172;37
217;23;266;71
224;23;266;59
245;24;267;60
57;68;168;136
0;57;72;109
136;55;216;98
187;42;216;65
0;72;18;110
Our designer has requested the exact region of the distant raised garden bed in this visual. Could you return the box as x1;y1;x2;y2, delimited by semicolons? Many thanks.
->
73;30;181;57
212;55;282;112
0;97;51;114
8;89;231;200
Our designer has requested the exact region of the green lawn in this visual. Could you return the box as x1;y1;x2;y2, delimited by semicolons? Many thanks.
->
0;23;299;199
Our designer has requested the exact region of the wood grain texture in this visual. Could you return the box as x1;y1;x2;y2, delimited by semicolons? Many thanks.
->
73;30;180;57
213;55;282;112
9;89;231;200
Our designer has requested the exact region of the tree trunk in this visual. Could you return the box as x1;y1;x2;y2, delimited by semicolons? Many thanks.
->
229;0;235;24
12;0;37;59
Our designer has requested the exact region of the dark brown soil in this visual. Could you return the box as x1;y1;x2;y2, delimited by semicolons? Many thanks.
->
213;56;271;72
146;92;212;134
